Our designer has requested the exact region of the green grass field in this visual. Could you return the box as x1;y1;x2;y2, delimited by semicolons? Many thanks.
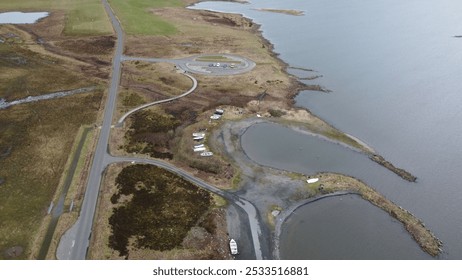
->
108;0;182;35
0;0;112;35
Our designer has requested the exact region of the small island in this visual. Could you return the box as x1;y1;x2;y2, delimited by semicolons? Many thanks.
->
254;8;304;16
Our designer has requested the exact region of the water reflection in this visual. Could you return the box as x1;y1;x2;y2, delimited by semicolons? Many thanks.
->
280;195;429;259
241;122;428;259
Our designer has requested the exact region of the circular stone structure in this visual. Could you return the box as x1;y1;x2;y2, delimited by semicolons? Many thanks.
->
178;54;256;76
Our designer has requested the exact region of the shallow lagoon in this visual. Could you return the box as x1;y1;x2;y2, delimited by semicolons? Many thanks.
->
280;195;428;259
0;12;48;24
241;122;429;259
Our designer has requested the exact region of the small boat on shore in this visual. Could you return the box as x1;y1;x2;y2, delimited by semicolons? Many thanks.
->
193;135;204;141
229;239;239;255
307;178;319;184
194;144;205;149
192;132;205;137
194;147;206;152
200;151;213;157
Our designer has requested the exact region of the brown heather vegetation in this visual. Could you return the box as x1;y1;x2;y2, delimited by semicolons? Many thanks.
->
0;12;112;259
124;110;181;159
90;164;231;260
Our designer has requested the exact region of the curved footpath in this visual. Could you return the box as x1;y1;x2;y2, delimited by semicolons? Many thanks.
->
57;0;264;260
117;71;197;125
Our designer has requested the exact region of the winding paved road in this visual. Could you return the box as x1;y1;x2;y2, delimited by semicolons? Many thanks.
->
57;0;264;260
117;71;197;125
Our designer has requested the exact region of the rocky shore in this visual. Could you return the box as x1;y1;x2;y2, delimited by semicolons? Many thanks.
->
210;117;442;258
370;154;417;182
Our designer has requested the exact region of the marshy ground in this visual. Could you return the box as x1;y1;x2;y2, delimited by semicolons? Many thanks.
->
0;15;112;258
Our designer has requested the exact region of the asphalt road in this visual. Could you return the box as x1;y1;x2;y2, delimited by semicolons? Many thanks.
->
57;0;265;260
56;0;124;260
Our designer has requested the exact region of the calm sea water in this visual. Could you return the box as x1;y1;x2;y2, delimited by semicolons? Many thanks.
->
192;0;462;259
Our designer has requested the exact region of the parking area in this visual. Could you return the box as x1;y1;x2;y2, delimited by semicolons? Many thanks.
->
178;54;256;76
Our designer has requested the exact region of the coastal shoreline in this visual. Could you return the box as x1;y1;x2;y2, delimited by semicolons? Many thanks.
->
212;117;442;258
192;0;438;258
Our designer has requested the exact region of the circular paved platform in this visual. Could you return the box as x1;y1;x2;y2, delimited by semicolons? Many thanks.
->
178;54;256;76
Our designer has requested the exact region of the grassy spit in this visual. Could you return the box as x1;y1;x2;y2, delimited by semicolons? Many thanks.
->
254;8;304;16
301;174;442;257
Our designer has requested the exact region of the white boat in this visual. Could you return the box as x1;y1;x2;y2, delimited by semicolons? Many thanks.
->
307;178;319;184
200;151;213;157
193;135;204;141
210;114;221;120
192;132;205;137
215;109;224;115
194;147;206;152
194;144;205;149
229;239;238;255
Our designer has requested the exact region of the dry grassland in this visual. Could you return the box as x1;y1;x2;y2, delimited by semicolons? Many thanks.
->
0;13;112;259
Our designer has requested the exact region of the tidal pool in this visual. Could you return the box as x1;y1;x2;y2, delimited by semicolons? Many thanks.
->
280;194;428;259
241;122;429;259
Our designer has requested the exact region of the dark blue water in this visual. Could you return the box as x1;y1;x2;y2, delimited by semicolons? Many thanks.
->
192;0;462;259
